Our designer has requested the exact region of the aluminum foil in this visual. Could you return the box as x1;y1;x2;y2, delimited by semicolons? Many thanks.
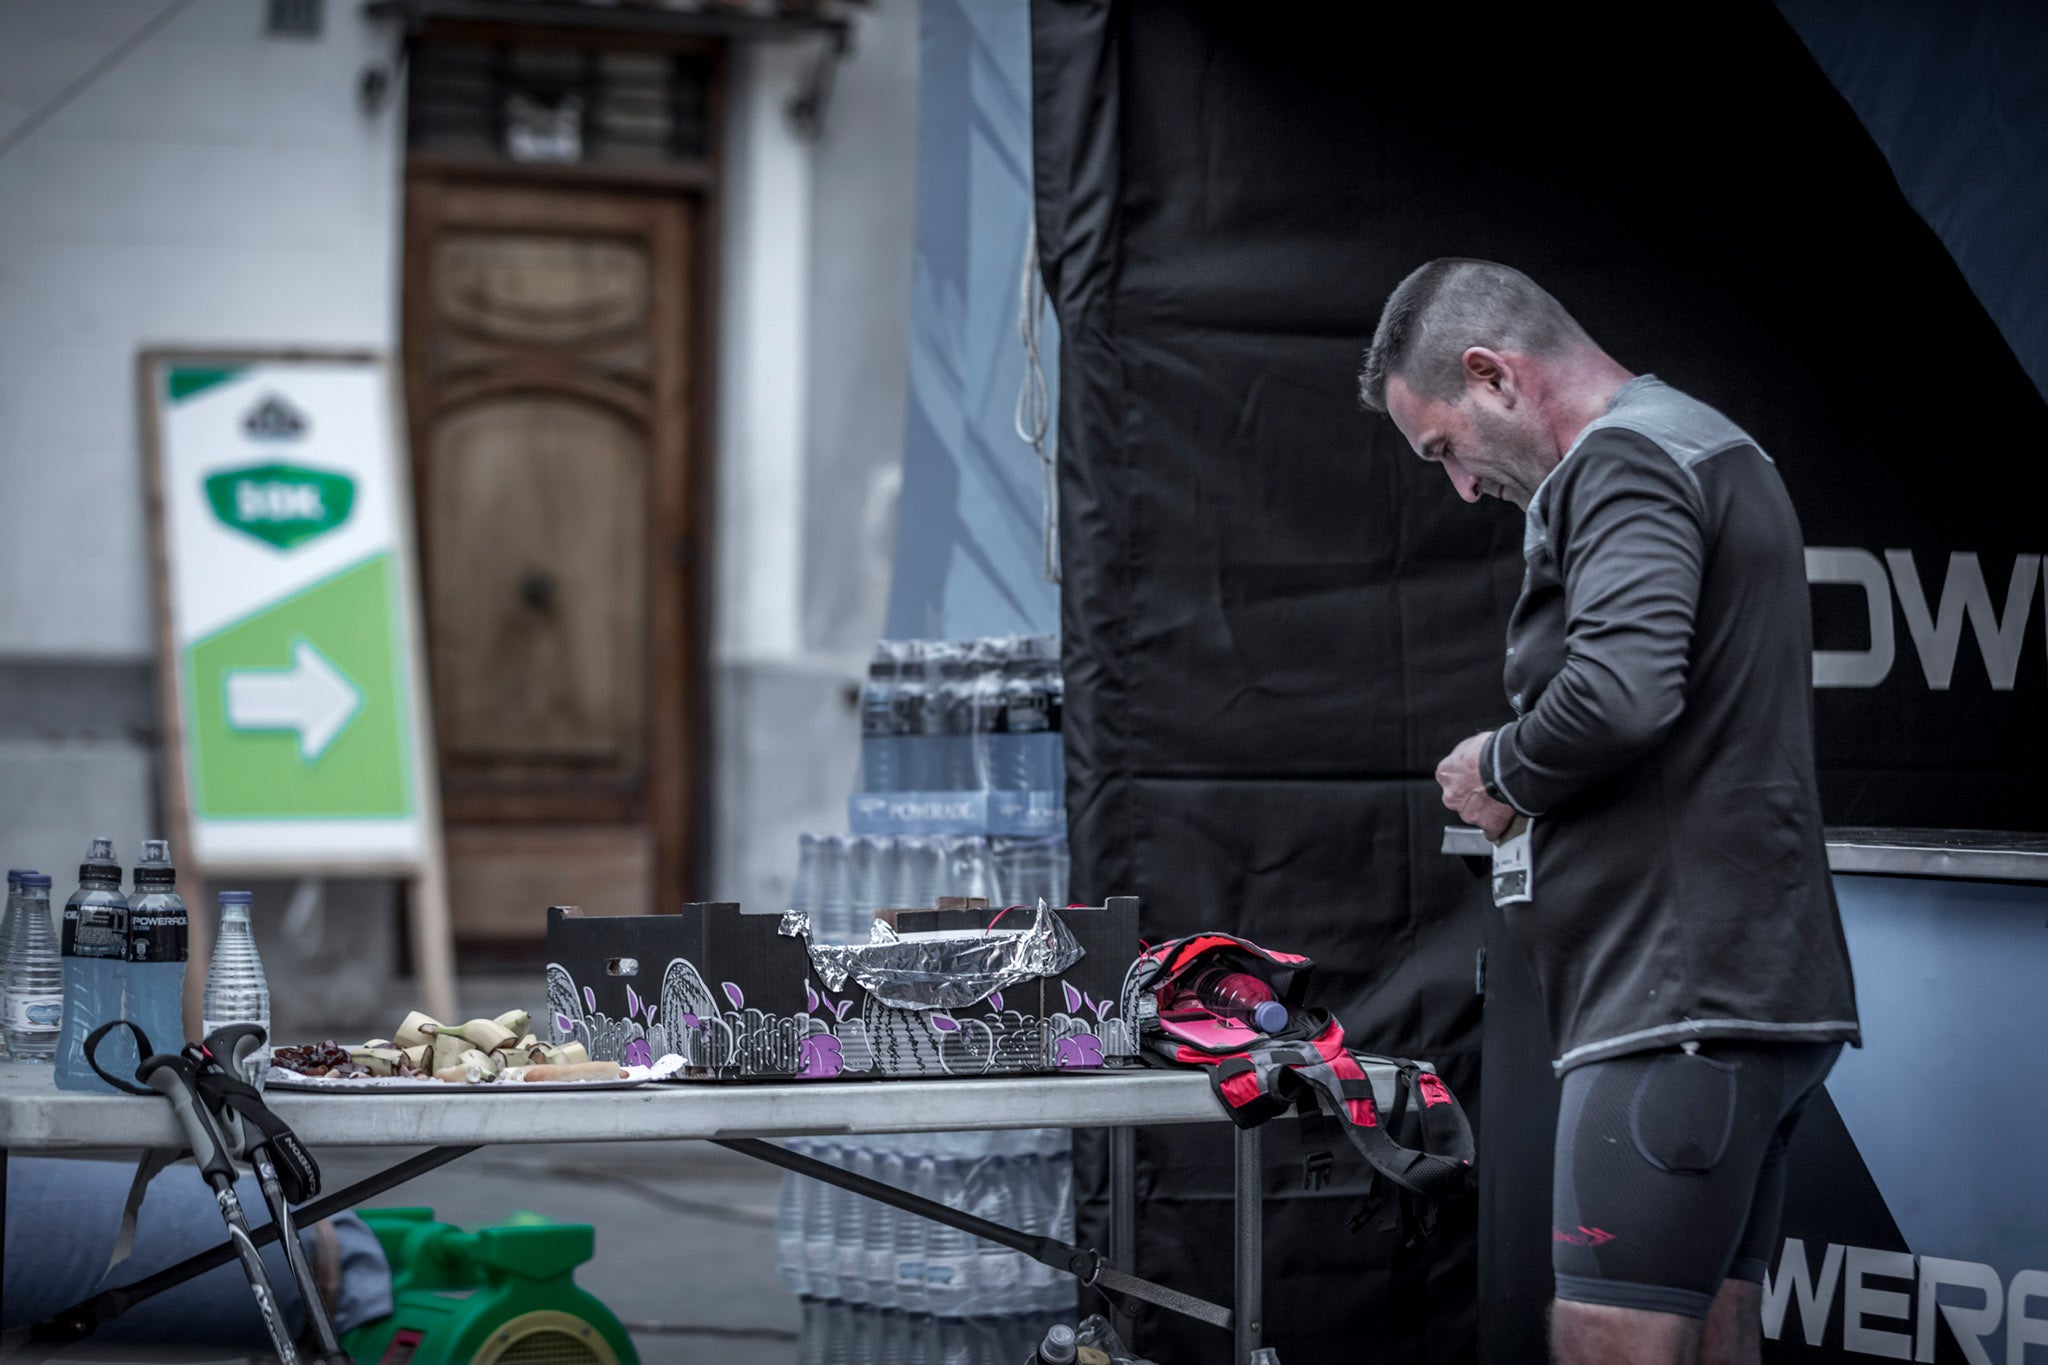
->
780;900;1084;1010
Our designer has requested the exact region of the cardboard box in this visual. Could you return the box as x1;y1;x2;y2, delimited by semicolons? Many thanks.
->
544;898;1144;1080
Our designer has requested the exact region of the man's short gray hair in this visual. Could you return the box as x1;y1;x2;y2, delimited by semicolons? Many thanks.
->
1357;259;1592;413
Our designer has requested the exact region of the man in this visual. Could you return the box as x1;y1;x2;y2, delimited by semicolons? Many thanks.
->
1357;260;1859;1365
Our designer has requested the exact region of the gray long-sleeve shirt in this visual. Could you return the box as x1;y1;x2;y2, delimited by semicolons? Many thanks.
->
1478;376;1859;1073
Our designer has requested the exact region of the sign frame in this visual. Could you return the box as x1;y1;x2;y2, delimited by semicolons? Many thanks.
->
139;347;455;1022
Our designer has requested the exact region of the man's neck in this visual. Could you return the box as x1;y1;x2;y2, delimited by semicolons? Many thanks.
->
1540;351;1637;458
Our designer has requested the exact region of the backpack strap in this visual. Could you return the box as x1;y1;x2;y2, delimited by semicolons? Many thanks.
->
1293;1036;1474;1202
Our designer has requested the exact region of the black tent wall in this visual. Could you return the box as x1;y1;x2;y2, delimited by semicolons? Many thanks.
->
1032;3;2048;1364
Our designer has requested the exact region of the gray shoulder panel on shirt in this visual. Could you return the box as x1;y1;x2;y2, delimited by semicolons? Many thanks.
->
1524;376;1765;554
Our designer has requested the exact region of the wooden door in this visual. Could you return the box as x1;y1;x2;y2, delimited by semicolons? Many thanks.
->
403;178;701;943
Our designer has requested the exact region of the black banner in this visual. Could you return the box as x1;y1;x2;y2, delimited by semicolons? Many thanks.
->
1032;2;2047;1362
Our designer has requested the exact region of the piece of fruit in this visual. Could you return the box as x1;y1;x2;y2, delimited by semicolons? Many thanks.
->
430;1031;467;1074
456;1048;501;1076
442;1018;518;1053
395;1012;440;1050
349;1046;404;1077
493;1009;533;1037
401;1044;431;1072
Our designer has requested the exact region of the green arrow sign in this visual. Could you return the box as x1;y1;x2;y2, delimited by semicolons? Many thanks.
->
204;463;355;550
186;554;412;818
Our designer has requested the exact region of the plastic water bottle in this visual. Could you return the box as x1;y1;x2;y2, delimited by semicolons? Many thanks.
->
776;1149;813;1297
850;834;890;939
894;1132;932;1314
125;840;189;1060
861;643;905;793
803;1139;842;1302
1031;1323;1079;1365
922;1152;978;1316
817;836;854;947
1011;1140;1057;1311
834;1141;873;1305
0;869;30;1060
865;1139;903;1309
201;891;272;1087
966;1131;1023;1315
3;873;61;1063
56;838;129;1091
1186;966;1289;1032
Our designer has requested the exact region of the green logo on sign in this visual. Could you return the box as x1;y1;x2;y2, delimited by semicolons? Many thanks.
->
204;464;355;550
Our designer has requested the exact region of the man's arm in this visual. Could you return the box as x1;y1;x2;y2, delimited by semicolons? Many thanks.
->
1481;432;1705;818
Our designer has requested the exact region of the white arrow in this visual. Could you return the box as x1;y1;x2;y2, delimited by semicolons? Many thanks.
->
224;641;361;761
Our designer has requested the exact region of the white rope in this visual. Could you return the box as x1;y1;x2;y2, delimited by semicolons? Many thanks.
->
1015;221;1060;584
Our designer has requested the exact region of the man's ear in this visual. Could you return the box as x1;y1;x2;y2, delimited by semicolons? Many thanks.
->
1462;347;1519;405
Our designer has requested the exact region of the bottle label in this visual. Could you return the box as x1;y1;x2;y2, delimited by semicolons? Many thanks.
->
923;1255;969;1287
62;905;126;960
128;905;189;963
6;995;62;1033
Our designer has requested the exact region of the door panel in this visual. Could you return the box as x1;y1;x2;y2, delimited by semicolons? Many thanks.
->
405;178;698;940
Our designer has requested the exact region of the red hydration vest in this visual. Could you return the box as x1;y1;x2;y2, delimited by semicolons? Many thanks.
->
1136;932;1474;1202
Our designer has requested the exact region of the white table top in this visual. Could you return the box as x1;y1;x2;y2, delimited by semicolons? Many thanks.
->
0;1062;1227;1151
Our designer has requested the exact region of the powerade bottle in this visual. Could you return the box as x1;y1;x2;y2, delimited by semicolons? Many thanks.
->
125;840;189;1060
55;837;129;1091
895;645;933;796
860;643;904;793
3;873;60;1062
1002;637;1054;794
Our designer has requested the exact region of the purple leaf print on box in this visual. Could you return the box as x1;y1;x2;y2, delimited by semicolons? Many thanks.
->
1054;1034;1104;1069
626;985;643;1021
833;999;853;1022
722;982;745;1010
583;986;597;1012
645;1005;657;1024
555;1013;576;1036
681;1013;700;1029
624;1038;652;1068
1062;981;1083;1014
989;990;1004;1011
805;983;820;1014
1093;998;1114;1022
931;1014;959;1034
798;1034;844;1079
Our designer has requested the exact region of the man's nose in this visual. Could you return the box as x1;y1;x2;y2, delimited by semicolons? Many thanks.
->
1442;457;1480;503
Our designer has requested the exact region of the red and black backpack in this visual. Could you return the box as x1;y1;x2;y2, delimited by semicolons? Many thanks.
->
1135;932;1474;1203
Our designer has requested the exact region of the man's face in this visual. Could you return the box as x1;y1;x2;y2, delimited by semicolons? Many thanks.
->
1385;366;1554;510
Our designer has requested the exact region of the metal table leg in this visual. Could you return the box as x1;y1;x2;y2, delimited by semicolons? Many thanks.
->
1235;1124;1263;1364
1109;1125;1136;1343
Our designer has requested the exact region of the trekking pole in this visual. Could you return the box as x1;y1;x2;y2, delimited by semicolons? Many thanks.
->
196;1024;350;1365
129;1045;302;1364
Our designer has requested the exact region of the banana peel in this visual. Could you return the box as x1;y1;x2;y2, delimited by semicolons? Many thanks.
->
493;1009;532;1037
441;1018;518;1054
394;1012;440;1050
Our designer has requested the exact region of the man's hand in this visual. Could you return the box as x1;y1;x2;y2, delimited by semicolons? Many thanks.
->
1436;731;1517;841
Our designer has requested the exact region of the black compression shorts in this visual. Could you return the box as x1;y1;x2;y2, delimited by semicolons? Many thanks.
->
1551;1039;1841;1318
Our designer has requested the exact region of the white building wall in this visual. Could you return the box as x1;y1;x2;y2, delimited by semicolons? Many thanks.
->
0;0;405;659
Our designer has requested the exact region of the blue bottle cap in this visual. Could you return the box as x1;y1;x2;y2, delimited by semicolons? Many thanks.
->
20;872;52;888
7;868;33;883
1253;999;1290;1033
218;890;253;905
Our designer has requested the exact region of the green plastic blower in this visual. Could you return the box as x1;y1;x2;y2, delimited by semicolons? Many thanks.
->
342;1208;637;1365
